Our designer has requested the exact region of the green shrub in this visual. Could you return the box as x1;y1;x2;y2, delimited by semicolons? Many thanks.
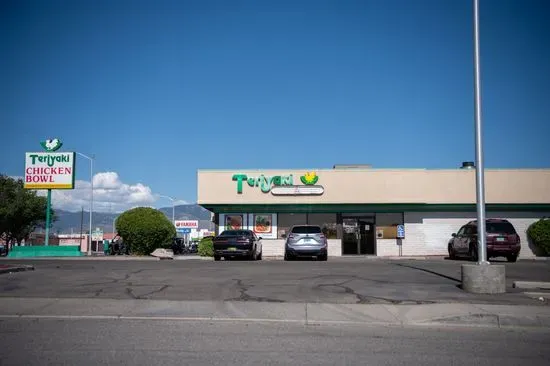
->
527;218;550;256
198;236;214;257
116;207;176;256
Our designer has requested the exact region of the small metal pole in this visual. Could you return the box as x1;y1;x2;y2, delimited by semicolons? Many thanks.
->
45;189;52;246
473;0;489;264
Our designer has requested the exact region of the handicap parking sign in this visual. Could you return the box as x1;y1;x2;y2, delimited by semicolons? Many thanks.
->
397;225;405;239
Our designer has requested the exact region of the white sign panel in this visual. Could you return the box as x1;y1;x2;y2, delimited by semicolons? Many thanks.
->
271;185;324;196
174;220;199;229
91;229;104;241
24;152;75;189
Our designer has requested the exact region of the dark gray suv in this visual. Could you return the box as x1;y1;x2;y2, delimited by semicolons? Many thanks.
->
284;225;328;261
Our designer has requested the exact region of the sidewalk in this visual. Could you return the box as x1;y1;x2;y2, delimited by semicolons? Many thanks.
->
0;297;548;329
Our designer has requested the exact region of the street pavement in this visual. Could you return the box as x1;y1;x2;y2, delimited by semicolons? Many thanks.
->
1;257;549;365
0;257;549;304
1;318;549;365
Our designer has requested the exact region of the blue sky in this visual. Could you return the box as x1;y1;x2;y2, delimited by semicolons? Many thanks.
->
1;0;549;211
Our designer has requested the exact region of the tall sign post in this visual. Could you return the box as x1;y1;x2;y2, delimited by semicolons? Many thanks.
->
24;139;75;246
461;0;506;294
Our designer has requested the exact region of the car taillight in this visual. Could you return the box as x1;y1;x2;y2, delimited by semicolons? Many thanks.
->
509;234;520;244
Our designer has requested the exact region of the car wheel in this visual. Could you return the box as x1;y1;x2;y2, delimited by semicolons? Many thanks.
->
214;255;221;261
507;254;518;263
284;252;292;261
257;251;262;260
318;254;328;261
448;244;456;260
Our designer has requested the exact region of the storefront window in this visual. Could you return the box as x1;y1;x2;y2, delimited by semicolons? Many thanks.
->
278;213;307;238
307;213;338;239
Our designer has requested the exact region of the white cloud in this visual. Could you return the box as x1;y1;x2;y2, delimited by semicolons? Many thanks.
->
29;171;185;213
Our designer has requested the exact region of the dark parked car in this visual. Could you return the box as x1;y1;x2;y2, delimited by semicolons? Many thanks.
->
284;225;328;261
171;238;186;255
212;230;262;261
448;219;521;262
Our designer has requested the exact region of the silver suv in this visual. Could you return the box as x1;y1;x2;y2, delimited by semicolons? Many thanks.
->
284;225;328;261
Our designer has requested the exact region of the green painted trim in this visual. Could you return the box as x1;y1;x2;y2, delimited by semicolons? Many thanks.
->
200;203;550;214
7;245;84;258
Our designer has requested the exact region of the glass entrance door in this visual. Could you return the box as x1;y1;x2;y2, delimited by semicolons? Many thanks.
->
342;217;375;255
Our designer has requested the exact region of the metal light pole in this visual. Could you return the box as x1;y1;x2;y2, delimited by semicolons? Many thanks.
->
76;152;94;256
159;195;176;223
473;0;489;264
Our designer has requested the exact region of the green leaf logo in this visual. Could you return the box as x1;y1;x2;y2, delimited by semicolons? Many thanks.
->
300;172;319;185
40;139;63;152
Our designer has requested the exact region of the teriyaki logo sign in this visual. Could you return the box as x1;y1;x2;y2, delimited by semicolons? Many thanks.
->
24;139;75;190
232;172;324;196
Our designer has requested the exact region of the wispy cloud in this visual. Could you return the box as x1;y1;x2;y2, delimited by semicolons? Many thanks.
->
19;171;188;213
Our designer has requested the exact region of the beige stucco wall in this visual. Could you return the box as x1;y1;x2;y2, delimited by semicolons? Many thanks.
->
197;169;550;205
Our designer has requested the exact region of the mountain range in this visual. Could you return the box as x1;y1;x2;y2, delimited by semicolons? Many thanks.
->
47;204;214;234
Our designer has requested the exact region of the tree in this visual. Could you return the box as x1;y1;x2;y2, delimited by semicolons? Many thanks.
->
527;218;550;256
116;207;176;255
0;175;54;247
197;236;214;257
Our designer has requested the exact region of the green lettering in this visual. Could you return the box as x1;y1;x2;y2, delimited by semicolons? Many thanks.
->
232;174;248;194
247;177;255;187
259;175;272;193
30;154;39;164
272;176;281;186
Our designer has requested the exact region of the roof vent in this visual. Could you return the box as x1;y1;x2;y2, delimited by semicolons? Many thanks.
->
460;161;475;169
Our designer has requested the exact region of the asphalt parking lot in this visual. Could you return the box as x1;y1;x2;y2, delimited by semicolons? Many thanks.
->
0;257;549;305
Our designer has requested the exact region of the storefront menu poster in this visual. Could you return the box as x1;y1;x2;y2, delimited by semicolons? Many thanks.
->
248;213;277;239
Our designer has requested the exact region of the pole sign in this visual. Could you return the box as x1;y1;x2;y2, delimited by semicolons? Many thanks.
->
175;220;199;229
24;138;74;247
24;152;76;189
176;228;192;234
91;228;104;241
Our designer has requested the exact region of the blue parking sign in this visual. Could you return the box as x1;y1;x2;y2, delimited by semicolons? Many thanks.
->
397;225;405;239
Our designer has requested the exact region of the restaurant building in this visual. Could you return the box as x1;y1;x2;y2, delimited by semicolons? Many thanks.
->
197;164;550;259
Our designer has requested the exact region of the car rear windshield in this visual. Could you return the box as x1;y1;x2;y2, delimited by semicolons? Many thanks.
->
219;230;251;237
486;222;516;234
291;226;322;234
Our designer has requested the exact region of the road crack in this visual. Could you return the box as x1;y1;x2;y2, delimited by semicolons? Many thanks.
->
225;279;285;303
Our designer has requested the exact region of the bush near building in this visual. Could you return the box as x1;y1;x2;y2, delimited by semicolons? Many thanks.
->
198;236;214;257
116;207;176;256
527;218;550;256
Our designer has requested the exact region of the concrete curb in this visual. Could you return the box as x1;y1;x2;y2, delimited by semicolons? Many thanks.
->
513;281;550;290
0;265;34;274
0;298;549;329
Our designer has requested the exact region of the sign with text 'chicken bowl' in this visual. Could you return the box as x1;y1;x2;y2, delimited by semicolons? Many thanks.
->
24;152;76;189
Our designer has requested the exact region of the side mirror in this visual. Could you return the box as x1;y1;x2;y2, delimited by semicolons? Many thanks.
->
281;234;287;239
451;233;457;237
258;237;263;240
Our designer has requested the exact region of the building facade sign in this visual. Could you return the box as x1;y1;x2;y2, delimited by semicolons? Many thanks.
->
232;171;323;196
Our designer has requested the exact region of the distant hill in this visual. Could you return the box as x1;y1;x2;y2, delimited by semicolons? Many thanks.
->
48;204;214;234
